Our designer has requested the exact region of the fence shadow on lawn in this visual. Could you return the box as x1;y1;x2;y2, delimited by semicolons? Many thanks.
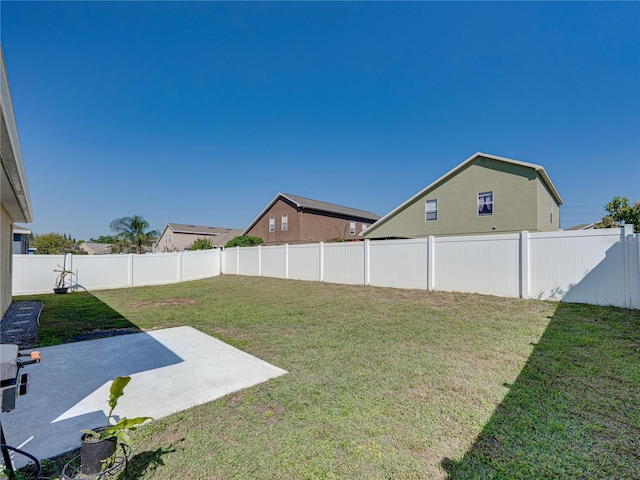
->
23;290;144;345
441;302;640;479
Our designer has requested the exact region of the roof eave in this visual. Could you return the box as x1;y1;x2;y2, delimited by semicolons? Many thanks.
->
1;45;33;223
364;152;563;236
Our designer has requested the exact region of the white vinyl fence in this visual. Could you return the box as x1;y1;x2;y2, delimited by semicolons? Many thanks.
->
12;227;639;309
12;249;222;295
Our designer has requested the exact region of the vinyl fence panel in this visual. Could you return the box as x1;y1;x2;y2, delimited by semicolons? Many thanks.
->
368;238;429;289
72;255;131;290
261;245;287;279
528;229;632;306
12;254;67;295
433;234;521;297
238;247;260;276
323;242;366;285
288;244;320;281
12;228;638;309
181;249;221;281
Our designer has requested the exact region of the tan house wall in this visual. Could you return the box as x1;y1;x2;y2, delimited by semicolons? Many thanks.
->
536;179;561;231
364;156;559;239
245;198;371;245
1;206;13;317
157;231;201;251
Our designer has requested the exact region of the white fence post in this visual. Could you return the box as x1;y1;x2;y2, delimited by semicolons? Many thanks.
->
128;254;134;287
364;239;370;286
623;225;632;308
178;251;183;283
258;245;262;277
319;242;324;282
520;230;530;299
285;244;289;279
427;236;435;291
236;246;240;274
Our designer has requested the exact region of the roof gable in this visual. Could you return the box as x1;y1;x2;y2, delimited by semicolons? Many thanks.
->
363;152;563;237
167;223;241;236
242;193;381;235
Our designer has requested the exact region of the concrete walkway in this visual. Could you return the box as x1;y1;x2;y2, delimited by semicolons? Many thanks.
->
1;326;287;468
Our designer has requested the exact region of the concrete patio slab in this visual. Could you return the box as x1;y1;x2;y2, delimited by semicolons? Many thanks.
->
0;326;287;469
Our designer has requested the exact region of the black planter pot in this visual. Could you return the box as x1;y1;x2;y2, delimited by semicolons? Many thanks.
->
53;287;69;294
80;429;117;475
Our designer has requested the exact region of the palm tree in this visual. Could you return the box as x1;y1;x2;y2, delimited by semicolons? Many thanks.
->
109;215;159;254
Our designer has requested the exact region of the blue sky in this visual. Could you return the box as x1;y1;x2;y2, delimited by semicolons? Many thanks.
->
2;1;638;240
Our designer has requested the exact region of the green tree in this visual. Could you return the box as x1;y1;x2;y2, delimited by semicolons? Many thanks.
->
188;238;214;250
225;236;264;248
109;215;159;254
89;235;117;244
31;233;77;254
594;197;640;233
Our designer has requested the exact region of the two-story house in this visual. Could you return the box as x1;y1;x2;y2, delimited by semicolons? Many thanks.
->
242;193;380;246
362;152;563;239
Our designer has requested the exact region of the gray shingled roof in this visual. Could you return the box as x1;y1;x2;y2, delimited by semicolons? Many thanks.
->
280;193;381;220
168;223;242;236
165;223;243;247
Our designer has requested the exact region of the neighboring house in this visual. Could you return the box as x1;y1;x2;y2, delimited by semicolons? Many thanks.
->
362;152;563;240
155;223;243;252
242;193;381;246
12;225;32;254
79;242;113;255
1;46;34;317
565;223;596;231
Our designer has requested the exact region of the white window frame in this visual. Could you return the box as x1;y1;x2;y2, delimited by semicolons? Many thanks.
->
349;221;356;235
269;216;275;232
361;223;368;232
478;191;494;217
281;214;288;231
425;199;438;221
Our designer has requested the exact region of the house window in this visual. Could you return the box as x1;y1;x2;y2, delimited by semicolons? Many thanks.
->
478;191;493;216
425;199;438;221
550;203;554;223
361;223;368;232
269;216;275;232
282;214;288;231
350;221;356;235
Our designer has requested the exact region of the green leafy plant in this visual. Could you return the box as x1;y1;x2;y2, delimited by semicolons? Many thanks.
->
81;376;153;446
225;235;264;248
54;268;75;289
188;238;214;250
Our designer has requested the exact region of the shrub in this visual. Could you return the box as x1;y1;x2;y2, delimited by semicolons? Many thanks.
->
225;236;264;248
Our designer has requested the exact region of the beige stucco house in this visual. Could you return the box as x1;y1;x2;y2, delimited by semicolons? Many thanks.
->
155;223;243;252
243;193;380;246
79;242;113;255
362;152;563;240
1;46;33;317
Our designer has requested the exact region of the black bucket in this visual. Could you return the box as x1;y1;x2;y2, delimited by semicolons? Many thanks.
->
80;428;117;475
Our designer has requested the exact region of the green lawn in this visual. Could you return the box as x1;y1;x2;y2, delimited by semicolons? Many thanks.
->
16;275;640;479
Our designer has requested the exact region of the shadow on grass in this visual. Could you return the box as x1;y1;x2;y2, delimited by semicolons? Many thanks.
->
442;302;640;479
117;444;178;480
16;291;143;346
